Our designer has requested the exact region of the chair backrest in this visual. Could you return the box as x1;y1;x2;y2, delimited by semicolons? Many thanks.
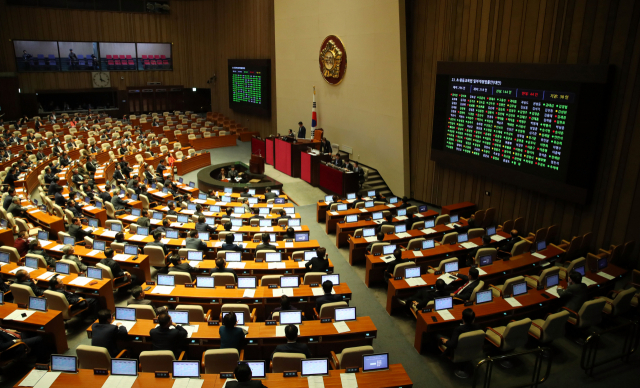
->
144;245;168;268
609;287;637;316
272;353;306;373
10;284;36;305
435;214;450;225
483;208;496;228
303;272;326;285
565;236;583;261
203;349;239;374
575;299;606;329
468;280;484;301
474;248;496;264
406;238;425;251
0;246;21;263
175;304;207;322
532;228;547;243
564;257;586;279
171;271;192;285
511;240;531;256
500;318;532;351
380;225;394;234
435;257;458;271
60;259;80;273
318;301;348;318
96;263;114;279
256;249;276;260
371;243;389;255
43;290;71;319
221;303;251;323
128;304;156;319
580;232;593;256
441;232;458;245
76;345;111;370
393;262;415;277
451;330;486;364
545;224;558;245
410;221;425;230
139;350;175;373
537;267;560;287
538;311;570;344
338;346;374;369
513;217;525;234
468;228;485;240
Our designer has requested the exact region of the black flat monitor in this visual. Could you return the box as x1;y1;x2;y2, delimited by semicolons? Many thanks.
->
362;353;389;373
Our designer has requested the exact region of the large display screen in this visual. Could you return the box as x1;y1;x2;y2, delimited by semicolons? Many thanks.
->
228;59;271;116
431;62;610;204
13;40;60;71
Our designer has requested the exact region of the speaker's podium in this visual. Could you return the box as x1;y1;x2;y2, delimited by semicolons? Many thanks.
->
250;154;265;174
275;136;322;178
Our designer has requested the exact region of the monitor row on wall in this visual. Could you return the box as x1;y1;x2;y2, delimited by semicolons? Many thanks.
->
13;40;172;72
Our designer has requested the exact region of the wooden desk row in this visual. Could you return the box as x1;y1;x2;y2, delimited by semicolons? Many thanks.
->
16;365;413;388
325;204;403;234
0;302;68;353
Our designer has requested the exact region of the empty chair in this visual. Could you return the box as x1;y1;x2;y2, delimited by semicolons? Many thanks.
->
303;272;325;285
407;238;425;251
171;271;192;285
76;345;126;370
439;330;486;378
0;246;20;263
489;276;525;298
144;245;168;268
175;305;211;322
564;298;606;333
559;257;586;279
467;228;485;240
43;290;88;320
202;349;241;374
128;304;156;319
472;248;496;265
221;303;256;323
314;301;348;319
525;267;560;289
435;214;450;225
427;258;458;274
598;287;637;317
485;318;532;367
10;284;36;305
330;346;374;369
441;232;458;245
509;240;531;257
528;311;570;347
271;353;306;373
260;276;282;287
139;350;183;373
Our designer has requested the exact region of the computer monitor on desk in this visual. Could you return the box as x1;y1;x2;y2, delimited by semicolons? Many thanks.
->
435;296;453;311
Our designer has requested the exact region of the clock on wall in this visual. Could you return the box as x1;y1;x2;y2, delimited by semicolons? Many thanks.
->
92;72;111;88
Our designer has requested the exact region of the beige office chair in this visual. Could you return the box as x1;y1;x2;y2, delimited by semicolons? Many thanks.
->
139;350;183;373
410;221;425;230
528;311;570;345
260;275;282;287
393;262;416;277
559;257;586;279
441;232;458;245
473;248;497;266
330;346;374;370
564;298;606;334
371;243;389;255
105;219;122;230
202;349;242;374
43;290;88;320
525;267;560;289
271;353;306;372
489;276;525;297
220;303;256;323
109;242;125;253
211;273;236;286
144;245;168;268
438;330;486;378
435;214;450;225
171;271;193;285
256;250;276;260
175;305;211;322
303;272;326;285
25;254;49;270
380;225;394;234
178;248;196;258
97;263;131;291
76;345;127;370
0;246;21;263
510;240;531;257
128;304;157;319
59;259;81;274
428;258;458;274
598;287;637;317
468;228;485;240
314;301;348;319
407;238;425;251
10;284;36;305
485;318;532;367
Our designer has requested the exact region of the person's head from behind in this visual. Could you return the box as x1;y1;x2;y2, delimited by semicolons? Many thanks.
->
157;313;171;328
223;311;237;328
16;269;29;282
284;324;299;342
98;309;113;324
510;229;518;238
377;232;385;242
189;230;198;239
198;215;205;224
49;275;63;290
104;248;114;259
482;235;491;245
280;295;291;310
115;232;124;242
322;280;333;294
215;257;226;269
262;233;270;243
234;362;252;383
568;270;582;285
225;233;234;245
224;221;232;231
316;247;326;260
393;248;402;261
468;267;479;280
467;217;475;228
153;230;162;242
131;285;144;299
385;214;393;222
462;308;475;324
435;279;446;291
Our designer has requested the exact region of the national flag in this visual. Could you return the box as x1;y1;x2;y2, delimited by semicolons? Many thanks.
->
311;86;317;138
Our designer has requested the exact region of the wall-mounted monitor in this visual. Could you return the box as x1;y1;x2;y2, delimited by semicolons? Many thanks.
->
228;59;271;116
136;43;172;70
13;40;60;72
58;41;99;71
98;42;137;71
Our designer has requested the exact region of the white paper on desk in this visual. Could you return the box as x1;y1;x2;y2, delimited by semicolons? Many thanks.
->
37;272;56;281
151;219;161;225
188;261;200;268
545;286;560;298
33;372;61;388
532;252;546;259
38;239;52;247
129;235;146;241
192;199;206;204
504;297;522;307
170;223;183;227
275;324;300;337
422;228;437;235
386;204;396;208
395;216;408;221
298;261;307;268
491;235;506;242
214;242;223;247
273;288;294;297
202;212;214;216
312;287;335;296
50;244;65;252
86;250;100;257
151;286;174;294
161;206;169;211
18;369;48;386
445;223;456;229
231;214;242;218
329;211;339;216
28;210;41;214
181;324;199;338
113;254;132;261
359;209;367;213
221;379;237;388
413;251;424;257
406;277;427;287
113;320;136;332
69;277;93;286
243;289;256;298
292;226;302;231
123;215;137;221
437;310;455;321
396;232;412;239
345;199;355;203
285;242;294;248
182;210;196;215
84;206;96;211
161;238;171;244
268;263;286;269
476;268;487;276
597;271;615;280
101;231;118;238
216;202;228;206
364;236;377;243
186;379;205;388
4;309;36;321
333;321;351;333
226;262;246;269
259;227;274;232
415;213;424;218
582;277;597;287
340;373;358;388
461;242;478;249
379;255;395;263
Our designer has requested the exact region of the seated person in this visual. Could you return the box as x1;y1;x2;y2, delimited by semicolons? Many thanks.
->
221;233;243;252
366;232;385;254
128;286;167;315
211;257;238;282
0;326;48;363
271;295;298;318
195;215;215;234
168;253;198;274
147;231;170;255
227;362;267;388
316;280;342;311
557;271;588;316
271;324;311;359
149;313;188;357
48;274;98;315
61;244;87;272
185;230;208;250
68;217;92;242
91;309;128;357
28;239;56;267
219;312;246;351
154;219;172;234
13;231;29;257
450;268;480;301
375;214;394;234
100;248;136;285
256;233;277;251
437;308;478;366
15;269;43;296
384;249;407;281
136;210;151;227
400;279;449;310
305;247;329;272
498;229;521;257
282;227;295;240
453;215;475;235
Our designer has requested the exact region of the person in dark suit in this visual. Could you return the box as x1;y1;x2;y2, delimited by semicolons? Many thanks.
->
453;216;476;235
256;233;277;251
91;309;128;357
147;231;170;255
498;229;521;257
239;188;251;198
194;216;215;234
264;187;277;200
219;312;246;351
384;249;408;281
185;230;208;250
270;295;298;319
15;269;44;296
297;121;306;139
66;199;84;218
168;254;198;274
98;189;112;203
68;217;92;241
228;166;239;179
167;201;178;216
211;258;238;282
366;232;386;254
113;165;127;185
438;308;479;365
451;267;480;301
2;188;15;210
149;313;188;357
221;233;243;252
272;324;311;359
227;363;267;388
321;137;331;154
557;271;588;315
127;286;167;315
401;279;450;310
467;235;492;265
7;196;27;218
352;161;365;187
111;189;127;211
2;167;19;188
0;326;48;363
35;148;46;161
100;248;136;285
48;274;98;315
137;210;151;227
331;154;344;168
316;280;343;311
44;168;57;185
305;247;329;272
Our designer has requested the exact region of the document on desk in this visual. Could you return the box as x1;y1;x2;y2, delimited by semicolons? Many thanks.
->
4;309;36;321
437;310;455;321
32;372;61;388
226;262;246;269
181;325;199;338
243;289;256;298
406;277;427;287
504;297;522;307
476;268;487;276
38;239;52;247
150;286;175;294
102;376;138;388
312;287;335;296
446;223;456;229
273;288;294;297
50;245;65;252
491;235;506;242
86;250;101;257
101;231;118;238
413;251;424;257
333;321;351;333
28;210;41;214
161;238;171;244
268;263;286;269
172;378;204;388
422;228;437;234
395;232;412;239
386;204;396;208
299;262;308;268
36;272;57;281
17;368;47;386
532;252;546;259
364;236;377;243
582;277;597;287
292;226;302;231
275;324;299;337
597;271;615;280
123;215;137;221
113;254;132;261
437;274;455;285
379;255;395;263
260;227;274;232
220;379;237;388
182;210;196;215
545;286;560;298
113;320;137;331
329;211;339;216
284;242;294;248
129;235;146;241
340;373;358;388
461;242;478;249
395;216;408;221
9;266;36;274
359;209;368;213
308;376;325;388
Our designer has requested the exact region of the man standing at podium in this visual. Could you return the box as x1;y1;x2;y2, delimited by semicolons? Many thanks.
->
297;121;306;139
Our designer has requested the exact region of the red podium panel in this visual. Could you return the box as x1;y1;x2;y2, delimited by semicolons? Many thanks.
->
275;138;292;176
266;138;274;165
301;152;312;183
251;137;266;158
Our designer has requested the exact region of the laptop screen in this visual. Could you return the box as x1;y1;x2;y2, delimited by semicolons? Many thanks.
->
382;244;396;255
334;307;356;322
363;353;389;372
458;233;468;243
365;201;374;208
475;290;493;305
25;257;38;269
172;361;199;378
367;190;376;197
115;307;136;321
111;223;122;232
230;218;243;227
63;236;75;246
289;218;301;227
187;204;196;210
259;208;269;214
301;359;329;377
425;218;435;228
153;211;163;220
242;361;266;379
435;296;453;311
221;196;232;202
124;245;138;255
111;359;138;376
199;193;207;200
205;217;215;225
37;231;49;241
537;240;547;251
259;219;271;227
157;274;175;286
512;281;527;296
279;310;302;325
224;187;233;194
336;204;348;211
324;195;333;203
179;178;184;183
132;208;141;216
168;310;189;325
546;274;559;288
597;257;608;270
405;267;420;279
422;239;435;249
29;296;47;312
187;251;203;261
55;262;70;275
265;252;281;262
87;267;102;279
189;182;195;188
137;226;149;236
362;227;375;237
574;265;585;276
394;224;406;233
177;215;189;223
479;255;493;267
346;215;358;223
285;207;295;214
248;189;256;195
233;233;243;242
225;252;241;262
166;230;179;239
304;251;317;261
51;355;77;373
234;207;245;214
196;276;214;288
295;232;309;242
88;218;99;228
280;276;299;288
486;226;496;236
209;206;221;213
397;209;406;216
238;277;257;289
0;252;9;264
199;232;210;241
389;197;398;204
372;212;383;220
321;274;339;285
444;261;459;273
450;214;459;222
